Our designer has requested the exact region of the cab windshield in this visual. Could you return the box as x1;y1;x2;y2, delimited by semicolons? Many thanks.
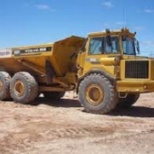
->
122;37;136;55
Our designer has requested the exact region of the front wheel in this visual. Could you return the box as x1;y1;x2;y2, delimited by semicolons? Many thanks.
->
78;74;118;114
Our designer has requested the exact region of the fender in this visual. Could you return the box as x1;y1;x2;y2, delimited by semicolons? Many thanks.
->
77;69;116;93
79;69;116;82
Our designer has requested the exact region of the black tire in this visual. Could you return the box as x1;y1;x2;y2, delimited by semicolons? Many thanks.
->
10;72;38;104
118;93;140;108
0;72;11;100
44;92;65;100
78;74;118;114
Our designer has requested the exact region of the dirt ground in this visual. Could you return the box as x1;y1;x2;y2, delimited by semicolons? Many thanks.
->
0;92;154;154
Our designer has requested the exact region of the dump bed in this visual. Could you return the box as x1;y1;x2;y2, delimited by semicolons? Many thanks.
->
0;36;86;77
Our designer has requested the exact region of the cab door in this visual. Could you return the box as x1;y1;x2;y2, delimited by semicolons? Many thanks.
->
82;36;120;78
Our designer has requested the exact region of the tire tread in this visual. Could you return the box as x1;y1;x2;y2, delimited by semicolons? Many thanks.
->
10;72;38;103
79;73;118;114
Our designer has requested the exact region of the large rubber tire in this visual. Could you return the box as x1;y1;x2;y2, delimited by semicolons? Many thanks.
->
10;72;38;104
44;92;65;100
0;72;11;100
78;74;118;114
118;93;140;108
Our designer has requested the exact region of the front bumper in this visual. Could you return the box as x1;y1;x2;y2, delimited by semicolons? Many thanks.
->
116;80;154;93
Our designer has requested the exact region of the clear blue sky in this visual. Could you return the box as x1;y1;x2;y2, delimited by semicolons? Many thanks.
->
0;0;154;56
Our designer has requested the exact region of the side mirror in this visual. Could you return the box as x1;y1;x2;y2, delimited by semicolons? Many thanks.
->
136;40;140;54
99;47;104;54
106;29;112;47
106;35;112;47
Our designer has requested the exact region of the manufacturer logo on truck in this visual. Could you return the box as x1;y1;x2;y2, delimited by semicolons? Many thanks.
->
13;47;52;56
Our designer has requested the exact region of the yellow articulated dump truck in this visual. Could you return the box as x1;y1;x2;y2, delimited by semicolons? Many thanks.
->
0;28;154;114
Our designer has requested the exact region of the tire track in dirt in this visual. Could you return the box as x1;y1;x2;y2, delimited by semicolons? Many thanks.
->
0;93;154;154
1;117;154;153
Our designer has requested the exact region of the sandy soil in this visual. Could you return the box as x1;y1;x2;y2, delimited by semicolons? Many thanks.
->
0;92;154;154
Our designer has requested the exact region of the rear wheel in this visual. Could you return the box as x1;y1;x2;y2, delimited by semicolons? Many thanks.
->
78;74;118;114
0;72;11;100
44;92;65;100
10;72;38;104
118;93;140;108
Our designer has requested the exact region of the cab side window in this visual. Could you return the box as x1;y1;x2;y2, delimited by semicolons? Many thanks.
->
89;36;119;55
89;37;103;55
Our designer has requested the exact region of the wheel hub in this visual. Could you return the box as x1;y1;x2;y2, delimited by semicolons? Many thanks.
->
86;84;104;106
14;80;25;97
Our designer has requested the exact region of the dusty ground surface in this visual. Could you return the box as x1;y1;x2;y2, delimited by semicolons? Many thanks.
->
0;92;154;154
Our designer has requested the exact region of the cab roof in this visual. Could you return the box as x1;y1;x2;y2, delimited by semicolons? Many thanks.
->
88;28;136;38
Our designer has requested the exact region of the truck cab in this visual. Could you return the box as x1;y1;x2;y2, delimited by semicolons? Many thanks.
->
77;28;139;79
77;28;154;114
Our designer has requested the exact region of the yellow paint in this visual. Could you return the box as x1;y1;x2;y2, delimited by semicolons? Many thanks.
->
1;28;154;94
